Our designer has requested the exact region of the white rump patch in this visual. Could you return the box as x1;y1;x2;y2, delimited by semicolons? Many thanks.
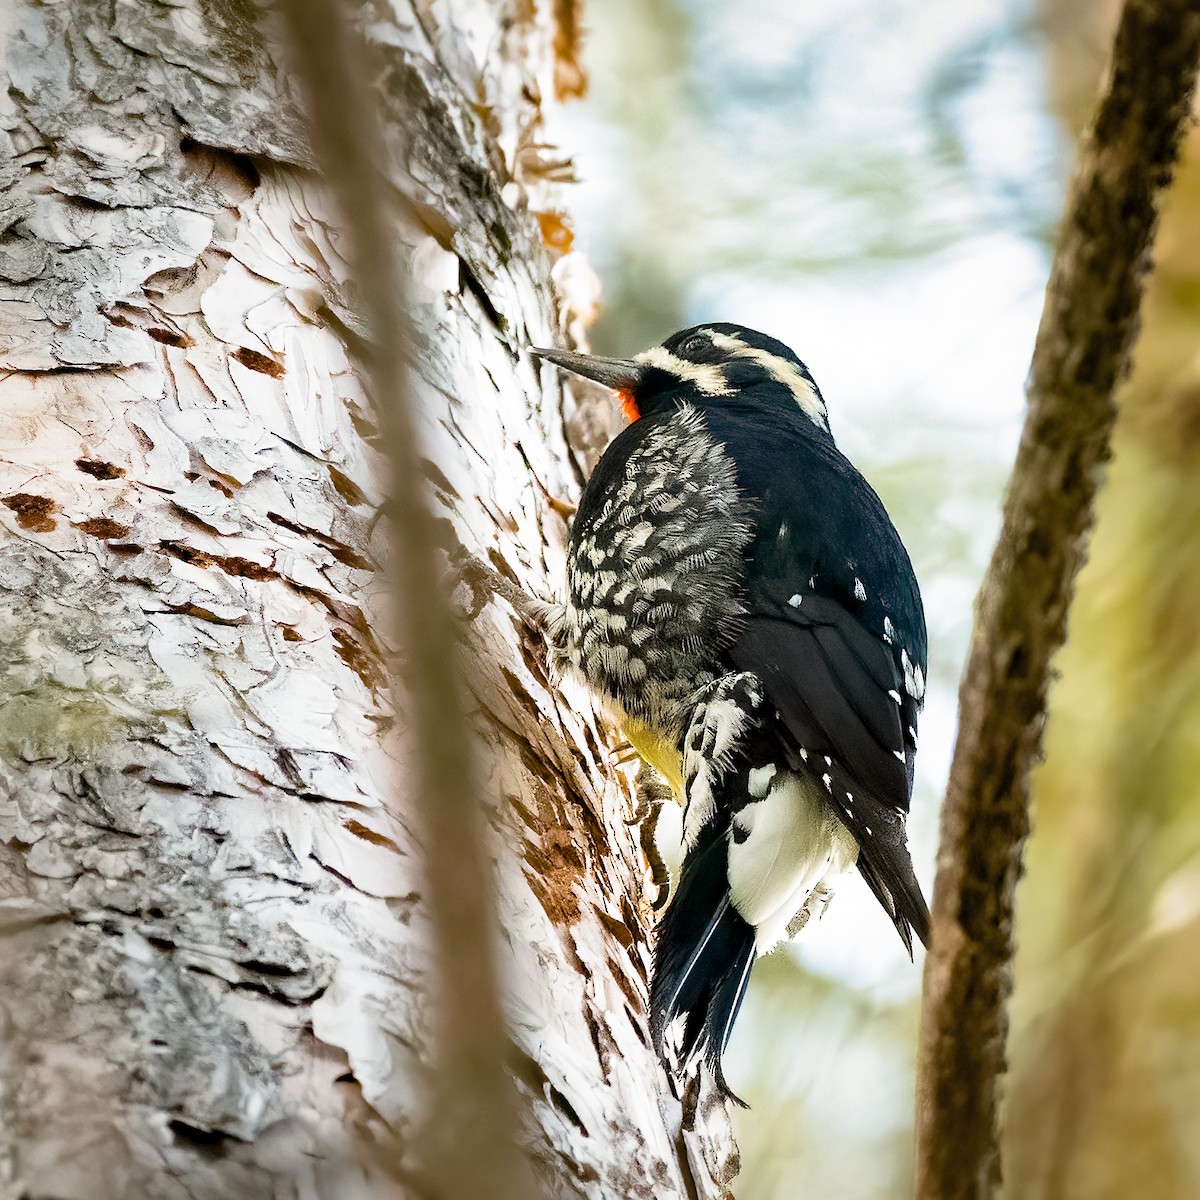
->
727;771;859;954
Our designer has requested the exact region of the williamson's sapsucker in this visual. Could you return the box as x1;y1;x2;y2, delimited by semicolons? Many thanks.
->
532;323;930;1100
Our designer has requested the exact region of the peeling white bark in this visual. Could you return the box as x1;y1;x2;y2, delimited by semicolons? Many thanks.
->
0;2;738;1197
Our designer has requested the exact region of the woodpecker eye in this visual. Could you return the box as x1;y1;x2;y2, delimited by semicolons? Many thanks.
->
679;333;708;357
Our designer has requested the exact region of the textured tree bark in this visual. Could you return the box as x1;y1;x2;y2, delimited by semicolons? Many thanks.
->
913;3;1200;1200
281;3;540;1198
0;2;738;1198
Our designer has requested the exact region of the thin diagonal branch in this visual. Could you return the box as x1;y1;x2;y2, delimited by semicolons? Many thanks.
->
280;4;539;1199
914;3;1200;1199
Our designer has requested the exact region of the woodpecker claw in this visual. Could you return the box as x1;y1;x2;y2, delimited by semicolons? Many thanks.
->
633;763;673;911
447;548;553;637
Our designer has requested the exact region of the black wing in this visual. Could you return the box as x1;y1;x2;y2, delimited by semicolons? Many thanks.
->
728;598;928;950
703;401;930;949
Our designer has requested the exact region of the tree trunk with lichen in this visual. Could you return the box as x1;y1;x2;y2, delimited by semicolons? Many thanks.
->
0;2;738;1197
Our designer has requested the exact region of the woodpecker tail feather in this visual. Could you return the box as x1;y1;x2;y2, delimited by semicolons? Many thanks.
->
856;849;930;953
650;823;756;1105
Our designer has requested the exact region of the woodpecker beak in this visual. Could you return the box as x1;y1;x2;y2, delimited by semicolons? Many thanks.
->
529;347;646;392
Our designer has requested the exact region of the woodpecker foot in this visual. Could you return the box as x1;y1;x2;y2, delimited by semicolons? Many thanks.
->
632;762;673;911
448;547;554;636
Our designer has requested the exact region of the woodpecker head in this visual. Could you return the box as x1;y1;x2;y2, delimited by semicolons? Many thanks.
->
531;323;830;435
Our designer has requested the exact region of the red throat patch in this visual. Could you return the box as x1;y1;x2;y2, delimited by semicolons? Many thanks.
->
617;388;640;423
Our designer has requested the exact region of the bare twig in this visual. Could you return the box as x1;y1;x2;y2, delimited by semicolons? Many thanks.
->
914;4;1200;1199
280;5;539;1199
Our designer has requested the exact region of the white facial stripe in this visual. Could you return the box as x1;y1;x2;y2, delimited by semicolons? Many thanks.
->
634;345;732;397
707;331;828;429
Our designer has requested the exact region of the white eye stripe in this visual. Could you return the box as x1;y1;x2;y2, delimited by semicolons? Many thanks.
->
634;345;732;397
706;331;829;430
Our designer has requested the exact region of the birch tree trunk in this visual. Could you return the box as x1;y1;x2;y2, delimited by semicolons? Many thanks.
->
0;2;738;1197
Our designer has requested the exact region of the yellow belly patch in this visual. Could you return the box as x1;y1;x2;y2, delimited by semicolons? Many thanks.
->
620;713;685;798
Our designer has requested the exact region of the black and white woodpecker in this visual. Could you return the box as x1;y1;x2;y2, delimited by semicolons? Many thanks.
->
530;323;929;1100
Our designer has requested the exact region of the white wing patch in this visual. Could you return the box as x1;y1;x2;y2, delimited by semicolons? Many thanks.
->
728;769;859;954
901;647;926;700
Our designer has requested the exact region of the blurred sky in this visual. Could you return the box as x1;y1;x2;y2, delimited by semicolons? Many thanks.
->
547;1;1069;1194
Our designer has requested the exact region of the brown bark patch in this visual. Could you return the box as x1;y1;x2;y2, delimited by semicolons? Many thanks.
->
159;541;216;569
217;554;277;581
592;904;635;951
159;540;279;581
75;459;126;479
3;493;58;532
327;543;373;570
75;517;132;539
523;821;585;927
332;628;388;693
343;818;402;853
328;464;368;506
169;501;226;538
183;471;237;498
147;327;193;348
266;511;374;570
163;603;244;626
345;401;380;443
231;346;285;377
